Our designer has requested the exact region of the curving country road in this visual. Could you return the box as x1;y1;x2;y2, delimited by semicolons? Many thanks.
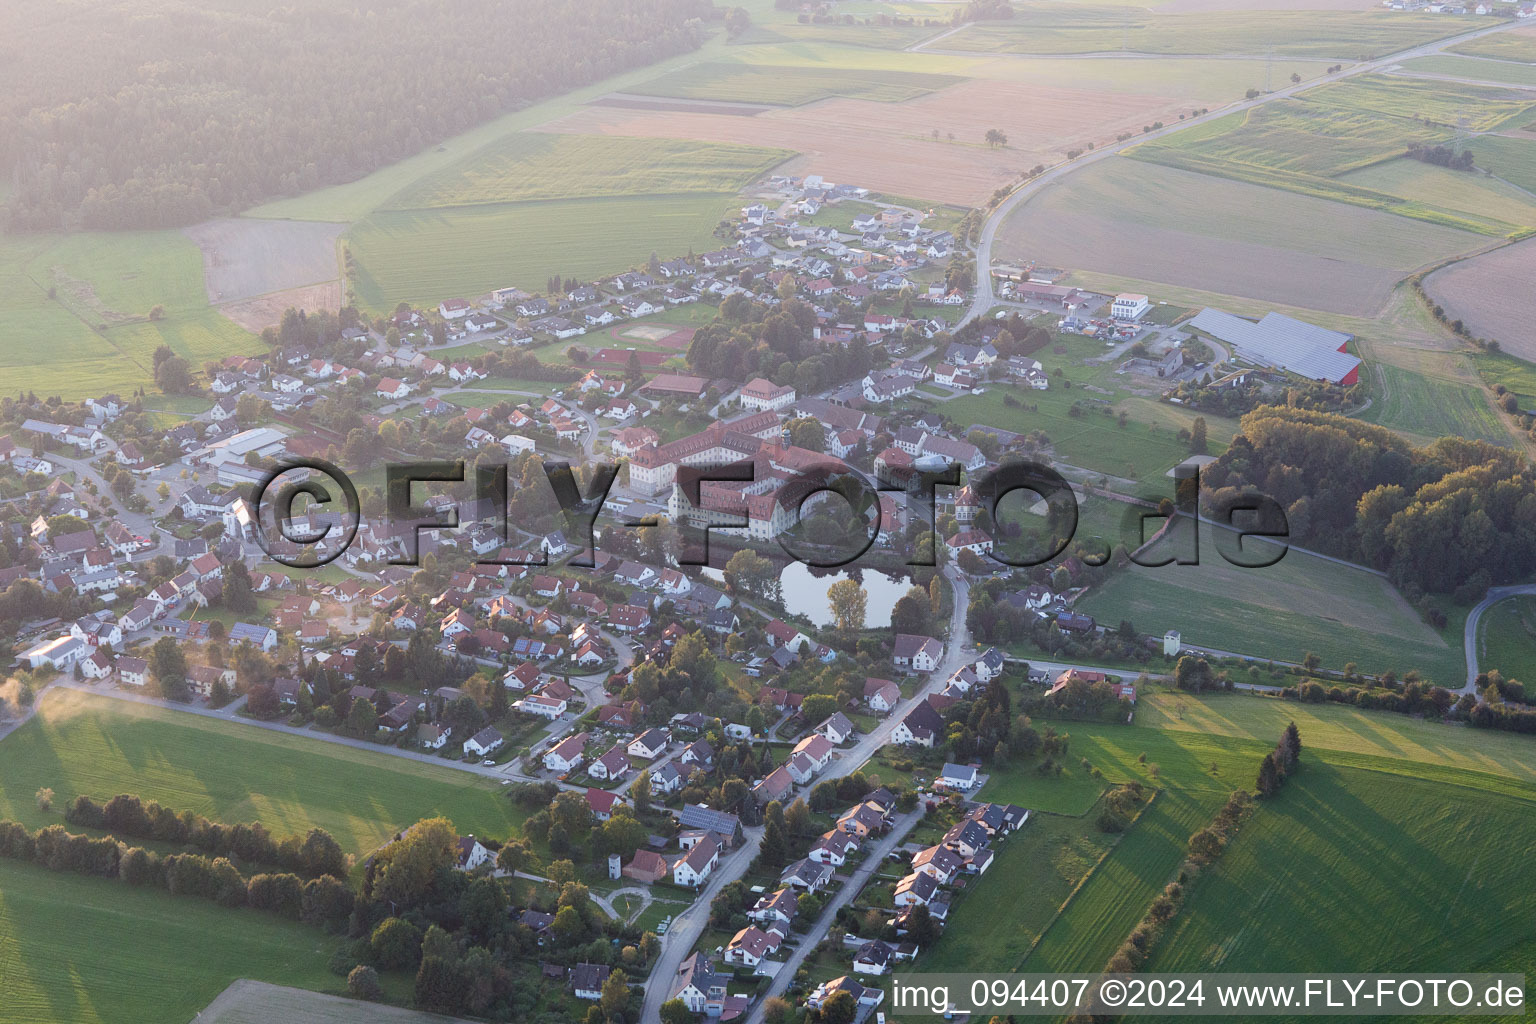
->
958;16;1530;330
1462;585;1536;692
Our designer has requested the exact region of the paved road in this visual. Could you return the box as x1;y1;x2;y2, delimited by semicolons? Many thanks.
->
957;16;1529;330
641;565;973;1019
1462;584;1536;692
744;805;925;1023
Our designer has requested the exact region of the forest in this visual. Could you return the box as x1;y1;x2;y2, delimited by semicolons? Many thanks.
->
1202;405;1536;600
0;0;714;230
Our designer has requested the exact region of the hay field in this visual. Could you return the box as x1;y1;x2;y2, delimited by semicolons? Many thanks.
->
382;132;792;210
996;158;1486;316
1424;236;1536;359
1397;54;1536;87
1338;156;1536;230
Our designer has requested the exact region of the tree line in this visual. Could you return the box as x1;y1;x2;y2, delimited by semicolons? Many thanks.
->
0;819;354;929
1;0;713;229
64;793;350;879
1203;405;1536;600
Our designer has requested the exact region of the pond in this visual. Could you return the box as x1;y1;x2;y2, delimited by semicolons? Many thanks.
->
777;562;915;629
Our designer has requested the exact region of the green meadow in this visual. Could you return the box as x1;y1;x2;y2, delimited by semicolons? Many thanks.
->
1076;522;1464;682
0;858;343;1024
1357;360;1509;446
1477;595;1536;687
346;194;740;311
912;696;1536;983
0;231;260;399
0;690;527;856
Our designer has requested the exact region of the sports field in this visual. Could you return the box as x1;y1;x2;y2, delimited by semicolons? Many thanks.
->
1076;522;1464;681
0;690;528;856
626;61;967;105
382;132;792;210
940;9;1467;58
346;194;739;311
997;158;1486;316
0;859;342;1024
1477;595;1536;687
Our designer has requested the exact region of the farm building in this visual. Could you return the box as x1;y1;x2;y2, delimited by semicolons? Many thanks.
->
1187;308;1360;386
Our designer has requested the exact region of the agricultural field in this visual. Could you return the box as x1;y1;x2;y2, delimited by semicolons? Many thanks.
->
913;698;1536;982
1473;133;1536;195
345;194;739;312
0;859;343;1024
1424;236;1536;360
382;132;792;210
1472;347;1536;404
1447;23;1536;62
1140;691;1536;787
625;61;967;105
1339;157;1536;232
1397;53;1536;87
998;158;1488;316
197;981;480;1024
0;230;262;399
940;9;1467;59
1076;519;1465;681
1149;766;1536;979
1356;360;1508;446
0;690;528;857
1125;76;1536;233
1477;595;1536;686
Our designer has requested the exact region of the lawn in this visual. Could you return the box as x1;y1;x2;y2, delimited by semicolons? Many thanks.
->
1477;595;1536;687
1472;347;1536;405
625;61;965;105
346;194;740;311
941;9;1469;59
1357;360;1509;446
0;858;343;1024
1076;520;1465;682
0;690;528;857
1148;765;1536;979
383;132;791;210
